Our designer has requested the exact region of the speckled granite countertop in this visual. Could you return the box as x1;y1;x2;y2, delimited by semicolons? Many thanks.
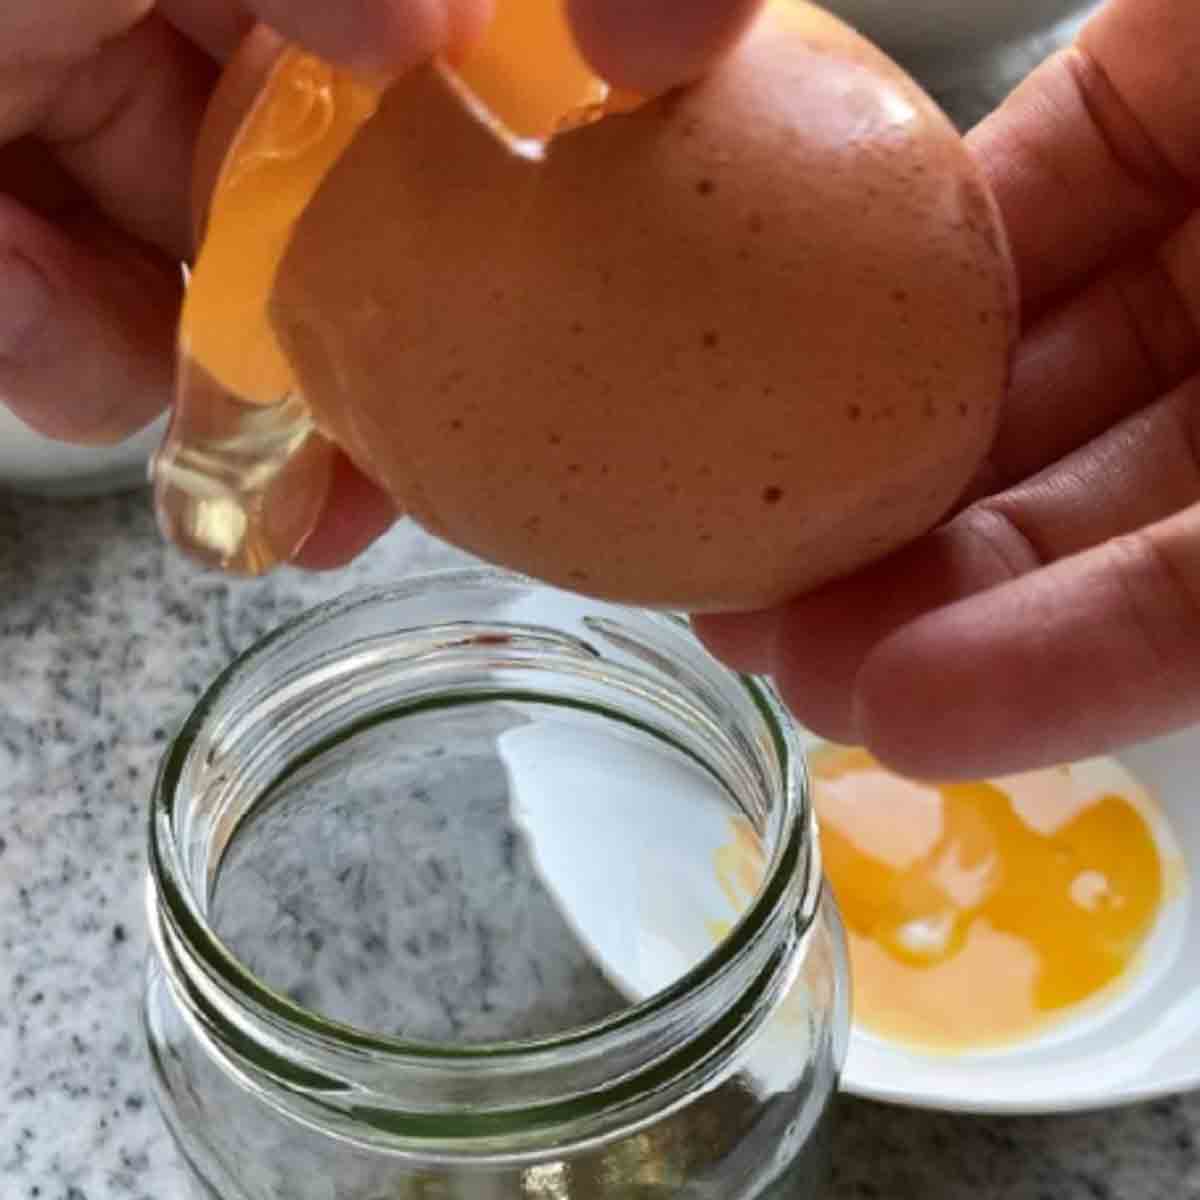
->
2;487;1198;1200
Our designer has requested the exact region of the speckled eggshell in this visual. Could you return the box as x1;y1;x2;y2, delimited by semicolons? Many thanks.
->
272;0;1016;611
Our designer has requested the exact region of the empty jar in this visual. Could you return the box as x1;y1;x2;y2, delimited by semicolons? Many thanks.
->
143;569;849;1198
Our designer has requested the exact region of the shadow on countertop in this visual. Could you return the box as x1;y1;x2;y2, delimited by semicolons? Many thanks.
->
0;487;159;615
831;1093;1199;1199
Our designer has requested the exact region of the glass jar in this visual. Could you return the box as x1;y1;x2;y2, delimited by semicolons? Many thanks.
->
144;569;849;1199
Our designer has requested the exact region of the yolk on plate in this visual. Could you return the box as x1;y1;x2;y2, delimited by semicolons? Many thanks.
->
809;746;1167;1051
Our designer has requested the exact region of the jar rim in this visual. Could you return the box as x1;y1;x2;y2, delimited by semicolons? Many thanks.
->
148;568;816;1076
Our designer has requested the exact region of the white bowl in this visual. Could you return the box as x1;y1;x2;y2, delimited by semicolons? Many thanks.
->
817;0;1099;130
820;0;1093;80
0;405;165;498
805;725;1200;1115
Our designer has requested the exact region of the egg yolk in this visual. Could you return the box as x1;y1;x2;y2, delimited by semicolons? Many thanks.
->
181;57;380;409
157;0;629;571
809;746;1166;1051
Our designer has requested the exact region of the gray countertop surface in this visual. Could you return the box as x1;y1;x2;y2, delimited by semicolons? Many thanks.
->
2;486;1198;1200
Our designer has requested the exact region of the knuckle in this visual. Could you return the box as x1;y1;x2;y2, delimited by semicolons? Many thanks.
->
0;194;37;253
1068;36;1199;197
955;498;1048;579
0;1;152;67
1179;380;1200;489
1106;525;1200;677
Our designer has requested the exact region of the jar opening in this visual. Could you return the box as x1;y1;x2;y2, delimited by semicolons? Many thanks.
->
148;571;818;1141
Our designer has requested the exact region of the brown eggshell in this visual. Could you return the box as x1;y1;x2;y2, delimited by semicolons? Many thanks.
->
270;0;1016;611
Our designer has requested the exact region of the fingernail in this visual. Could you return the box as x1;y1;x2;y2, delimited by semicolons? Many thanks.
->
0;253;52;364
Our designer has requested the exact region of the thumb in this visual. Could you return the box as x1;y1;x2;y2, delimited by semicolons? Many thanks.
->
566;0;766;92
241;0;493;73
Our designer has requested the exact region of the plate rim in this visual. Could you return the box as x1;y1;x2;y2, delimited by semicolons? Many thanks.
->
839;1060;1200;1116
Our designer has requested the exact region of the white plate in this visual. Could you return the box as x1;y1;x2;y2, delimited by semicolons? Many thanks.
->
0;405;165;498
495;683;1198;1117
803;726;1200;1115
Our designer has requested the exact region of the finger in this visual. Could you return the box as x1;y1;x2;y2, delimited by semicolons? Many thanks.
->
158;0;253;61
968;0;1199;319
692;607;779;675
241;0;492;74
0;195;179;443
566;0;765;92
38;14;215;260
985;210;1200;488
292;451;400;570
705;519;1020;743
0;0;151;65
856;502;1200;778
751;374;1200;745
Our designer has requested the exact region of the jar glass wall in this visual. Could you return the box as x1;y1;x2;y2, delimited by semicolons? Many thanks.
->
143;569;849;1198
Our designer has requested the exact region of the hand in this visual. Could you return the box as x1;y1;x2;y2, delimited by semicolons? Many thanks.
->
0;0;761;559
0;0;490;441
697;0;1200;779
